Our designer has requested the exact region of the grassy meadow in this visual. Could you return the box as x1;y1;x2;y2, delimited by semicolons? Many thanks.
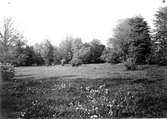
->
1;63;167;118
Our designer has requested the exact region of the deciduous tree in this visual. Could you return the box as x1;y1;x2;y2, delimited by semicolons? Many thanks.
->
109;16;151;64
154;6;167;65
128;16;151;64
0;17;23;62
59;36;73;63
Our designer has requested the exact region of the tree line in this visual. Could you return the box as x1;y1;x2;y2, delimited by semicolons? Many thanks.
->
0;6;167;66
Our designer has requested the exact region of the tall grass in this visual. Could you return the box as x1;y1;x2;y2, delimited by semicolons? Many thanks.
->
1;64;167;118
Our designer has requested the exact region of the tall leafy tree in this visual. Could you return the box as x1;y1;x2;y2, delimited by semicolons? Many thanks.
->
109;16;151;64
154;7;167;65
128;16;151;64
90;39;105;63
0;17;23;62
34;40;54;65
13;39;27;65
77;43;92;64
42;40;54;65
71;38;83;59
14;46;38;66
59;36;73;63
53;47;61;64
108;18;131;61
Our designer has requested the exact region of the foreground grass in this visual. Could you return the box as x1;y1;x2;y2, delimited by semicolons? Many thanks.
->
1;64;167;118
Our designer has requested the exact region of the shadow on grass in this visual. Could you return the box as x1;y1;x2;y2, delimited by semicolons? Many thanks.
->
1;74;167;118
14;74;33;78
13;74;34;81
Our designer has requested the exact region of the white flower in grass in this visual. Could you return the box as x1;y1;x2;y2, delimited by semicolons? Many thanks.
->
52;113;56;117
112;99;116;103
107;103;113;108
86;86;90;91
99;84;105;89
76;107;79;110
19;111;26;118
109;109;113;116
105;89;109;94
32;100;38;105
95;107;98;111
90;115;98;119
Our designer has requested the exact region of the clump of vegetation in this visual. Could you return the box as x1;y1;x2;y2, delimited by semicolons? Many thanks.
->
0;63;15;80
107;16;151;65
124;58;137;70
101;48;121;64
158;56;167;66
154;7;167;66
71;58;83;67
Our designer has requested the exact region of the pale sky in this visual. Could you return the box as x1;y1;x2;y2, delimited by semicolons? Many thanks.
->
0;0;165;46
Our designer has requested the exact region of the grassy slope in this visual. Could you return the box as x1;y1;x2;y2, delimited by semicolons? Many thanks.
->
1;63;167;118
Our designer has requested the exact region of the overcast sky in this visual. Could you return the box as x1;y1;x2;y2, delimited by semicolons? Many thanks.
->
0;0;165;46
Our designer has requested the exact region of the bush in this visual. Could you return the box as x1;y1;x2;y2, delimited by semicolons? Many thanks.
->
0;63;15;80
146;55;158;65
71;58;83;67
124;58;137;70
100;50;121;64
158;56;167;66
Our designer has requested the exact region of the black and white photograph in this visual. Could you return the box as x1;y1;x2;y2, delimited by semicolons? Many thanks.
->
0;0;167;118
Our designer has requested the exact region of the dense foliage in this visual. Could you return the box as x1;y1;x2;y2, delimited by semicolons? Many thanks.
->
1;6;167;67
0;63;15;80
100;48;121;63
108;16;151;65
108;19;131;62
71;58;83;66
154;7;167;65
128;17;151;64
124;58;137;70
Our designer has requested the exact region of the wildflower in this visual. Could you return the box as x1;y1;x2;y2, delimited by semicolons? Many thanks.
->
86;86;90;91
99;84;105;89
20;111;26;117
52;113;56;117
105;89;109;94
90;115;98;119
109;109;113;116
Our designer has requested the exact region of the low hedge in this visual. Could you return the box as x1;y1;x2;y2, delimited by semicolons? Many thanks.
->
0;63;15;81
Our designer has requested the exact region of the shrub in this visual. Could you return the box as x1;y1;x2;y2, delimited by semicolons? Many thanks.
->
158;56;167;66
124;58;137;70
71;58;83;67
0;63;15;81
146;54;158;64
100;49;121;64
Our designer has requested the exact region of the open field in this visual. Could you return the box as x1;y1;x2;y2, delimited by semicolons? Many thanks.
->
1;63;167;118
